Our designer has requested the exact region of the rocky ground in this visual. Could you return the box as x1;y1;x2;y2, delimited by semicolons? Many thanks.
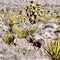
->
0;0;60;60
0;38;48;60
0;17;58;60
0;0;60;9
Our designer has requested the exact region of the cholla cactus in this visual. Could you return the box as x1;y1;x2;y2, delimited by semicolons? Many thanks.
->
26;0;47;24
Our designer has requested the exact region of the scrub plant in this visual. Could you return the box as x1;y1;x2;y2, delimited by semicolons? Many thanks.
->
8;12;18;26
45;39;60;60
12;26;37;39
1;8;28;44
13;27;27;39
2;31;14;45
26;0;47;24
2;11;19;44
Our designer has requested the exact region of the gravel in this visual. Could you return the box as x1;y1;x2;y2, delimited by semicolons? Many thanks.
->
0;18;58;60
0;0;59;60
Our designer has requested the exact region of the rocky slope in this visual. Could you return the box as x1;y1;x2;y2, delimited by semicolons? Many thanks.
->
0;0;60;60
0;18;58;60
0;0;60;9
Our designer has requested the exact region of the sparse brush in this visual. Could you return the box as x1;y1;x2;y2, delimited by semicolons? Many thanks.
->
17;8;28;22
17;15;28;22
13;27;27;39
13;26;37;39
8;13;19;25
26;0;47;24
45;39;60;60
2;31;14;45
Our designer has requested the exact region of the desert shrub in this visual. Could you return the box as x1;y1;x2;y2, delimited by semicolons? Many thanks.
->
2;31;14;45
16;8;28;22
45;39;60;60
17;14;28;22
26;0;47;24
12;27;26;39
13;26;37;39
8;13;19;25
